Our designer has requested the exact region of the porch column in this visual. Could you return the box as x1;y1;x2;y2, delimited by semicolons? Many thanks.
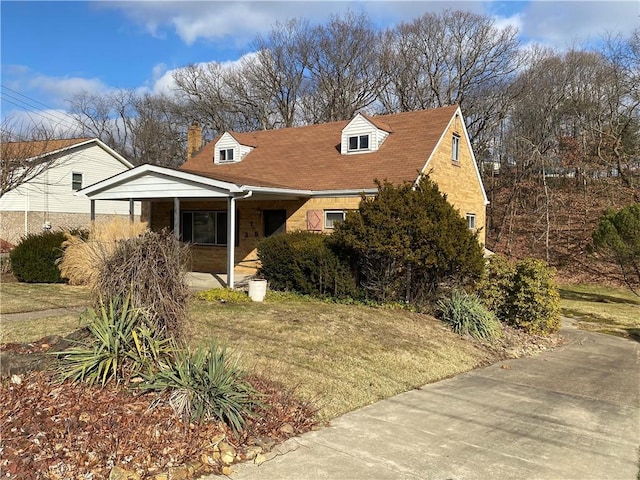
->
173;197;180;239
227;196;236;289
90;200;96;221
129;199;135;222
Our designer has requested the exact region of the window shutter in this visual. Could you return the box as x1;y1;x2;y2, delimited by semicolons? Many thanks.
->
306;210;323;231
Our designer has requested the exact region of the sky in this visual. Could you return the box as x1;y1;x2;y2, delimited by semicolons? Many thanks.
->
1;0;639;134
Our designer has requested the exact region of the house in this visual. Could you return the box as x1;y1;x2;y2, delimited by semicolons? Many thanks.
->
78;105;488;288
0;138;140;245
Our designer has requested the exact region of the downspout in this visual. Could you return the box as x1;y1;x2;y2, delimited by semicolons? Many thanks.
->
227;190;253;289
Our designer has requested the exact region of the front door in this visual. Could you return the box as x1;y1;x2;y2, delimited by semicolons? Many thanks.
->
263;209;287;237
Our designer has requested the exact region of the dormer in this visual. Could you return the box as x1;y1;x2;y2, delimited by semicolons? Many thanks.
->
341;113;392;155
213;132;254;164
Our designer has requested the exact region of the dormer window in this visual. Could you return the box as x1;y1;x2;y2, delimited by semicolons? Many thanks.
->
341;113;390;155
220;148;234;162
348;135;369;152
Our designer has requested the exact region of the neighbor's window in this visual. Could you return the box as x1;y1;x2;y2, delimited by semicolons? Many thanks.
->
348;135;370;151
452;135;460;163
325;210;346;229
72;172;83;191
219;148;234;162
466;213;476;230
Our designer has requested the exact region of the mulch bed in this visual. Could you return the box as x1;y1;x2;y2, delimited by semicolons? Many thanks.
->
0;368;318;479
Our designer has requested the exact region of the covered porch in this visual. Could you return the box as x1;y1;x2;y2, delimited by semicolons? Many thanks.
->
77;164;312;289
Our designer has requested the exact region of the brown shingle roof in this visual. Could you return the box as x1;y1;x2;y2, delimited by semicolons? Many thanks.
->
1;138;92;160
182;106;458;191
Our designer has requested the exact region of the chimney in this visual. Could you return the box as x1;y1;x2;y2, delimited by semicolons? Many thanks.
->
186;122;202;162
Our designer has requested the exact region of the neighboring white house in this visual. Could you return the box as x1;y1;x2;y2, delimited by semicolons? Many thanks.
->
0;137;140;245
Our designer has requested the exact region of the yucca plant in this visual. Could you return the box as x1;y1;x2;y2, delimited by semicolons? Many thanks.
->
141;341;260;433
56;294;175;386
437;289;502;341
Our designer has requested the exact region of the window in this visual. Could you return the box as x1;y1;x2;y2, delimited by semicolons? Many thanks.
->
452;135;460;163
325;210;346;229
348;135;369;151
71;172;83;191
466;213;476;230
181;211;228;245
220;148;234;162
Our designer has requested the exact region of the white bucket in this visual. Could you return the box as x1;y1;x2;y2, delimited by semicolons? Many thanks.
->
248;279;267;302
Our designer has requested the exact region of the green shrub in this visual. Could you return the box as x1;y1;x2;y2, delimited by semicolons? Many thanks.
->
140;341;259;433
258;230;357;298
56;294;176;386
10;230;68;283
592;203;640;296
478;256;560;335
197;288;251;304
437;289;502;340
330;175;485;304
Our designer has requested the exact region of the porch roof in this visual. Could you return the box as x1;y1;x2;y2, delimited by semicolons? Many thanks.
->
77;164;375;201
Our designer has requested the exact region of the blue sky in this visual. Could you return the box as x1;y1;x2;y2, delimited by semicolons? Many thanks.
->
1;1;639;132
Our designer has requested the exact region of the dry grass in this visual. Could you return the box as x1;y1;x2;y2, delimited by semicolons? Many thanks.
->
559;283;640;338
0;314;84;344
187;297;487;420
59;218;147;286
0;283;91;314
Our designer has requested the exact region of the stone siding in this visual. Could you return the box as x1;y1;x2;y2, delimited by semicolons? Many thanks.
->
425;116;487;245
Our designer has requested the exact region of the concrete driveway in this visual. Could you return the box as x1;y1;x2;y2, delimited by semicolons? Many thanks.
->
222;321;640;480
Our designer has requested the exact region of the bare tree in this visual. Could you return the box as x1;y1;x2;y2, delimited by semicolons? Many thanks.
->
68;89;189;166
130;93;188;167
300;11;386;123
249;19;311;128
69;88;137;156
379;9;522;159
0;118;71;198
172;62;242;135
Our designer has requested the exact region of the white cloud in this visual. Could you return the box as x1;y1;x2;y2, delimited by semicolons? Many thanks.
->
140;52;260;97
28;75;107;102
519;1;639;50
3;109;82;138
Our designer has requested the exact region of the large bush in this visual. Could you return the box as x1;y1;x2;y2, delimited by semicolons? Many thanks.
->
10;230;73;283
479;256;560;335
330;175;485;304
95;229;190;340
258;230;357;298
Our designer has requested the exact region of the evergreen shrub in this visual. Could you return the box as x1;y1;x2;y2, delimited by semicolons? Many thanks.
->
10;230;78;283
479;255;560;335
257;230;357;298
330;175;485;304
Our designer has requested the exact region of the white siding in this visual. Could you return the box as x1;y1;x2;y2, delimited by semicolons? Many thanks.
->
341;114;388;154
86;172;232;200
213;133;253;164
0;143;139;215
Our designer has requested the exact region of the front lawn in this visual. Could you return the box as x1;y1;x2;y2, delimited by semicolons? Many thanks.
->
187;294;489;420
559;283;640;338
0;282;91;314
